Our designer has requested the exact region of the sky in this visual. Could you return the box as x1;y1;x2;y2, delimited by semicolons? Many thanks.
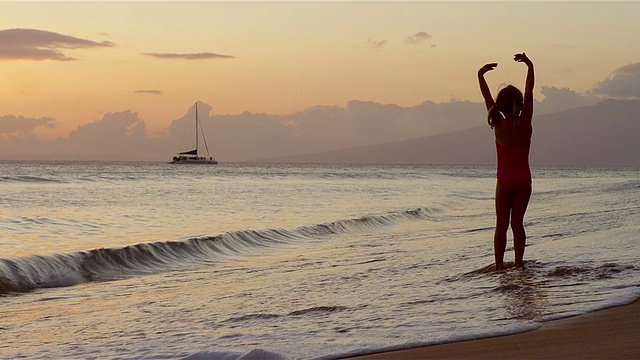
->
1;1;639;161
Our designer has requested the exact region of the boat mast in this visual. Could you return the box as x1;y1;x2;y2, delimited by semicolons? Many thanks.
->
195;102;199;156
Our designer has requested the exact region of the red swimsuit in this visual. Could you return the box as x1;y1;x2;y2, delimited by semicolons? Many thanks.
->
496;142;531;190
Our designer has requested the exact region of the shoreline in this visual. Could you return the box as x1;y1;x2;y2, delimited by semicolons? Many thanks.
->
342;299;640;360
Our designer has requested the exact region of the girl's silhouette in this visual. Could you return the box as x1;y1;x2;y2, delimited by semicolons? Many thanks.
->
478;53;535;271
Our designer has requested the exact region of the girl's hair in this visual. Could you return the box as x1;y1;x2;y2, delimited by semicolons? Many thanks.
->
487;84;524;129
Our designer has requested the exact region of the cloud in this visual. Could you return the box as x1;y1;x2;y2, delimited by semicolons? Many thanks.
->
135;89;164;95
0;114;56;137
592;62;640;99
535;86;601;115
69;110;146;142
143;52;234;60
367;39;388;49
406;31;432;45
0;28;114;61
0;89;611;161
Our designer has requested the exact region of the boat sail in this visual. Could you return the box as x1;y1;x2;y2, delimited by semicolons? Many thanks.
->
171;103;218;165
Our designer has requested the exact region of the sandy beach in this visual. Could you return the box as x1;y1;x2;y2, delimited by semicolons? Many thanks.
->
345;300;640;360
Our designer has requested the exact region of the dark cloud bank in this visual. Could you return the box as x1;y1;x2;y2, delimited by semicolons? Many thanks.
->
592;62;640;99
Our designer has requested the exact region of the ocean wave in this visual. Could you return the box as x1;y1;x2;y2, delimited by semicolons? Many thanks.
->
288;305;350;316
224;313;282;323
0;175;64;183
222;305;352;327
0;207;437;296
604;179;640;192
547;263;637;280
223;306;350;324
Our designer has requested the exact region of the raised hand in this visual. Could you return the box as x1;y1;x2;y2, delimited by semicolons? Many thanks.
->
514;53;532;66
478;63;498;76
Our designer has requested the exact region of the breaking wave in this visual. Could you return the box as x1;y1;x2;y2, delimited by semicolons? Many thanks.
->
0;207;437;295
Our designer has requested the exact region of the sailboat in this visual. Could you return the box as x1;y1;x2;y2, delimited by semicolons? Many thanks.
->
170;102;219;164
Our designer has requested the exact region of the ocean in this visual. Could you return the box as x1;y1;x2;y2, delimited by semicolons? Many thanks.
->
1;161;639;359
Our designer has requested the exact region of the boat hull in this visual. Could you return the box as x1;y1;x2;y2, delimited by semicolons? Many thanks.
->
170;158;218;165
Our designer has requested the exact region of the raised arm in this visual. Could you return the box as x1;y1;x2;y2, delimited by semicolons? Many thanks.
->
478;63;498;111
514;53;534;119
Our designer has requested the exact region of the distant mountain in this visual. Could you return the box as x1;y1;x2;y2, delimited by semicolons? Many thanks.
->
264;99;640;167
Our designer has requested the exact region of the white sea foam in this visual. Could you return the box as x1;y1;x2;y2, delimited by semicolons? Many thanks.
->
314;321;542;360
538;285;640;322
181;349;289;360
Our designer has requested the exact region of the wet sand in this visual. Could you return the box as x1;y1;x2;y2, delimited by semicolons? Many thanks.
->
344;299;640;360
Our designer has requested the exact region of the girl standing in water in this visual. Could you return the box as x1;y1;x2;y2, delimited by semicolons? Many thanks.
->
478;53;535;271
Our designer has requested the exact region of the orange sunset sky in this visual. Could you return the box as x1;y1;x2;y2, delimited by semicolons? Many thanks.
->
1;1;639;161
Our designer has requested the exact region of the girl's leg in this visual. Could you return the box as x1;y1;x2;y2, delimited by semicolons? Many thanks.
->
511;185;532;268
494;181;513;271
